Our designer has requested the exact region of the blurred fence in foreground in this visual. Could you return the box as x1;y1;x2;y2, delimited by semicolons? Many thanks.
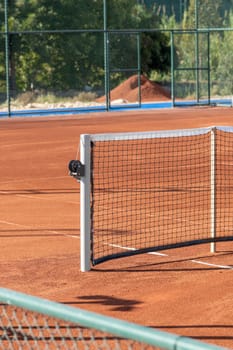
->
1;1;233;116
0;287;227;350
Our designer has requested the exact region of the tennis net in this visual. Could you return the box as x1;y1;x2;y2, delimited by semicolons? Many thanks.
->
70;126;233;271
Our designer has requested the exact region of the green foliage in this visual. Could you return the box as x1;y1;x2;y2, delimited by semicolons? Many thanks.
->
1;0;233;99
131;4;171;75
182;0;230;29
5;1;106;91
210;11;233;95
170;0;233;98
140;32;171;76
1;0;171;94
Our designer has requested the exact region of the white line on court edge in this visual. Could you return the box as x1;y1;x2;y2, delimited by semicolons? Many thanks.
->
0;219;79;238
106;243;168;256
0;219;32;228
16;194;78;205
107;243;233;270
191;259;233;270
1;220;232;268
0;175;67;185
0;190;78;205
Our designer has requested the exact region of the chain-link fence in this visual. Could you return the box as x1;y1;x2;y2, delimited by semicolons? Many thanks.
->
0;288;227;350
0;0;233;116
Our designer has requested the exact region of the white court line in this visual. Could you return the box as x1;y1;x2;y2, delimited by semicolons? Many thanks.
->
0;219;78;238
107;243;168;256
0;190;78;205
0;219;32;229
191;259;233;270
13;194;78;205
107;243;233;270
1;140;70;149
0;176;67;185
1;219;232;269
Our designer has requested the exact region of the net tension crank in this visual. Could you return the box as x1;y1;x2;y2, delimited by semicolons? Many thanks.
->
68;160;85;181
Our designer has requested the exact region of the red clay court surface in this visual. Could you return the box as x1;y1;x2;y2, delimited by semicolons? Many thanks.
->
0;106;233;349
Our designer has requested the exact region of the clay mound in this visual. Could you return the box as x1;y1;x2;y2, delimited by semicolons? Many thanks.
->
97;74;170;103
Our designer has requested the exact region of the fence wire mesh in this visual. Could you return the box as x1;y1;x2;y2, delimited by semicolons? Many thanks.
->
0;304;157;350
0;0;233;115
0;288;226;350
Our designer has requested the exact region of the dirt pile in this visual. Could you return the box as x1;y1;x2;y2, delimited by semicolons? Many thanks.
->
97;74;170;103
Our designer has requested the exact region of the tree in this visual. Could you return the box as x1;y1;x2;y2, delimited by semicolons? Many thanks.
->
107;3;171;77
132;4;171;76
210;11;233;96
6;0;104;91
2;0;172;95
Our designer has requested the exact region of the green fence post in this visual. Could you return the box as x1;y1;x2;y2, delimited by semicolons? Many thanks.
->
103;0;109;111
171;30;175;107
4;0;11;117
207;30;210;104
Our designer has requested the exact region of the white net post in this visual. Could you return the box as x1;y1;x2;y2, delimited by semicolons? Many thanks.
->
210;127;216;253
80;134;91;272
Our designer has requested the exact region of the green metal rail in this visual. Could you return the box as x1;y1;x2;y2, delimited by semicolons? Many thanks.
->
0;288;228;350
